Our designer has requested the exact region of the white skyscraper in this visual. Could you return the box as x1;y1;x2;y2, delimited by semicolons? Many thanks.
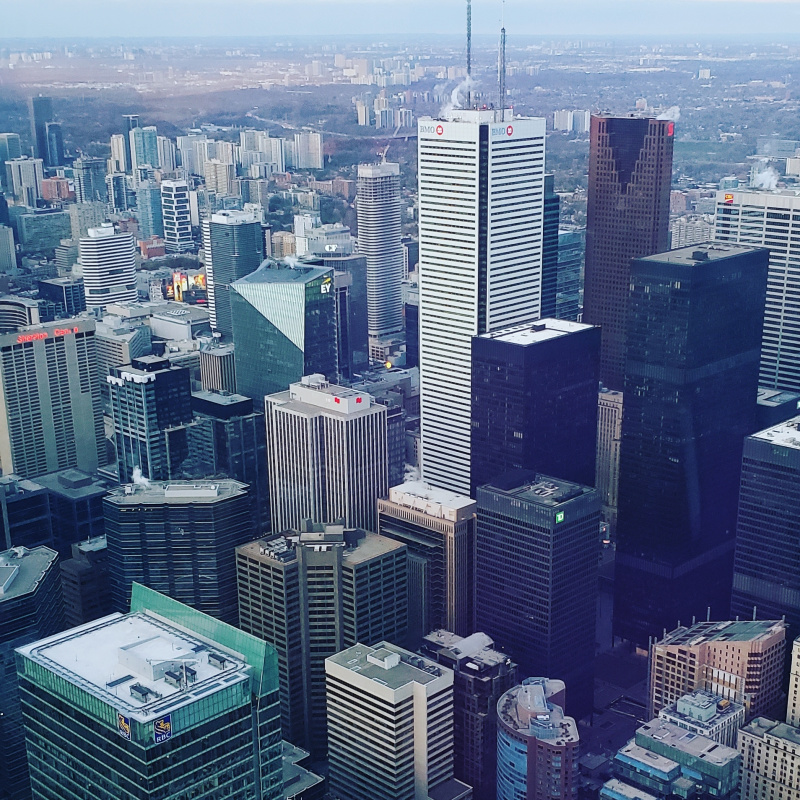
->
715;189;800;391
357;162;404;343
79;223;136;310
5;157;44;206
109;133;127;174
0;225;16;273
293;132;323;170
417;110;546;493
161;179;193;253
157;135;177;172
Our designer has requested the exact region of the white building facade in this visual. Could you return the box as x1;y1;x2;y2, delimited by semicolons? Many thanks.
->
78;223;136;310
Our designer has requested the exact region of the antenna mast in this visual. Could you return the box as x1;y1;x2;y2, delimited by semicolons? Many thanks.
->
499;12;507;117
466;0;472;108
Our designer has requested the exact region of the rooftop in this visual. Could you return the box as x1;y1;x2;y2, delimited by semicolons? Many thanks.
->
751;416;800;450
233;261;330;286
657;619;786;647
616;741;680;775
478;318;595;346
151;305;210;323
757;388;800;408
601;779;659;800
741;717;800;744
639;242;763;266
422;630;513;671
268;374;378;417
35;468;113;499
0;546;57;602
386;481;476;520
192;389;251;407
637;719;740;766
485;473;593;508
498;678;578;744
661;690;744;726
281;741;324;800
16;611;250;723
106;480;248;506
210;210;260;225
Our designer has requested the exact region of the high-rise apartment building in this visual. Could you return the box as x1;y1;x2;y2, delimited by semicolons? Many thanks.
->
157;136;176;172
79;223;137;310
69;200;107;239
161;179;194;253
203;210;264;337
237;524;407;755
422;630;518;798
0;224;16;273
109;133;127;173
136;181;164;239
0;133;22;190
130;125;159;172
648;620;786;720
5;156;44;205
107;355;193;483
16;584;283;800
377;481;476;642
0;545;63;800
326;641;472;800
105;480;254;623
738;717;800;800
292;132;323;170
596;388;623;531
230;265;338;402
475;473;600;719
583;116;674;389
417;110;546;494
714;189;800;391
471;319;600;493
73;156;108;204
496;678;579;800
29;95;54;162
0;318;105;479
731;417;800;637
614;244;768;645
265;375;387;533
356;162;404;342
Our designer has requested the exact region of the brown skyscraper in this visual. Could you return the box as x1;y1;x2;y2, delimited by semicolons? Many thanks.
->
584;115;674;389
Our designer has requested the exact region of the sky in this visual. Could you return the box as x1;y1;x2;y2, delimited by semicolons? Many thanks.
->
3;0;800;39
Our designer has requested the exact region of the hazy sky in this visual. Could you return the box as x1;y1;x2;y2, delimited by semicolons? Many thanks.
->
3;0;800;39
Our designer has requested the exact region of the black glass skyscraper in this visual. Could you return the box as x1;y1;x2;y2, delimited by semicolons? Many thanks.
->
614;243;769;646
540;174;560;319
29;95;54;162
471;319;600;494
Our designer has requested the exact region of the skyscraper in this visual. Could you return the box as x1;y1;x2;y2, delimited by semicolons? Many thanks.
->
230;265;338;403
738;717;800;800
326;641;472;800
5;157;44;205
714;189;800;391
105;479;254;623
471;318;600;493
203;210;264;337
0;545;63;800
730;417;800;637
237;523;407;754
417;110;546;494
45;122;64;168
356;162;404;344
265;375;387;533
0;318;105;479
16;584;283;800
136;181;164;239
157;136;177;173
614;243;769;646
107;355;193;483
73;156;108;204
29;95;54;162
0;133;22;191
130;125;159;172
496;678;579;800
109;133;127;174
121;113;140;172
377;481;476;642
596;388;624;531
161;179;194;253
540;174;561;319
555;228;583;321
475;472;600;719
583;115;674;390
78;223;136;310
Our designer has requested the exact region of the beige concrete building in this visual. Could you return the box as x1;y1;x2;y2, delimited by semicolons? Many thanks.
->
596;388;623;530
788;636;800;727
738;717;800;800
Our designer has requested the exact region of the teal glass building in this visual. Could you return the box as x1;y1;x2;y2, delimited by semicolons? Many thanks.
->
16;583;282;800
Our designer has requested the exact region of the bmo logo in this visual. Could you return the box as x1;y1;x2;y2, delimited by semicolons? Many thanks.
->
507;125;514;136
436;124;444;135
419;124;438;135
491;125;514;137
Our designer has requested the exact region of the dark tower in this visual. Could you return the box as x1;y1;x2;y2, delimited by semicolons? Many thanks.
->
29;95;54;162
45;122;64;168
584;115;674;390
540;174;560;319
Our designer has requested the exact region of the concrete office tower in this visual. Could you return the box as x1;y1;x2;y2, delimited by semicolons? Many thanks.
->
161;180;193;253
471;319;600;493
0;224;15;272
38;277;86;317
60;534;112;626
0;133;22;189
540;174;561;318
105;479;253;622
475;473;600;719
377;481;476;642
739;718;800;800
731;417;800;637
199;341;236;392
109;133;127;173
5;156;44;205
230;265;338;402
157;135;176;173
596;388;623;531
417;110;546;494
293;132;323;170
658;689;745;748
29;95;54;161
79;223;136;310
496;678;579;800
357;163;404;343
45;122;64;168
237;525;407;755
203;210;264;337
73;156;108;204
614;244;769;646
108;355;193;483
136;181;164;239
583;116;674;390
130;125;159;172
0;546;63;800
648;620;786;720
422;630;518;798
0;318;105;480
326;641;472;800
790;637;800;726
265;375;387;533
715;189;800;391
17;584;282;800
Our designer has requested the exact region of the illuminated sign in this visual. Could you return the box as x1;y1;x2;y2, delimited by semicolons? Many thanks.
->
668;122;675;137
320;276;332;294
724;193;734;204
117;713;132;740
153;715;172;744
555;511;565;524
16;326;79;345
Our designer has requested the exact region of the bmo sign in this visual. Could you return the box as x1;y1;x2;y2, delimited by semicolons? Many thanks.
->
420;123;446;136
491;125;514;138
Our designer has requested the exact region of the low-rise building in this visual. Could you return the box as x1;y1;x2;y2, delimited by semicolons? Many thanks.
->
658;689;745;747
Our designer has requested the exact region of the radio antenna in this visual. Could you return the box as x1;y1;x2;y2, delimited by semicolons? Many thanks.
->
467;0;472;108
499;2;507;116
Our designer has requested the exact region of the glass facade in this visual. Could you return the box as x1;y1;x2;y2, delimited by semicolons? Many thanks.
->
540;174;560;319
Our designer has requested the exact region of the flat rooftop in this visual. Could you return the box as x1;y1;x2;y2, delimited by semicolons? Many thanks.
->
423;630;512;670
616;741;679;774
106;480;247;506
757;388;800;408
17;611;250;723
661;689;744;725
498;679;578;744
750;416;800;450
281;741;324;799
0;546;57;602
386;480;476;517
741;717;800;743
151;305;210;323
638;242;762;266
192;389;251;407
637;720;739;766
485;473;593;508
478;318;595;346
328;641;444;691
35;468;113;499
658;619;786;647
602;779;659;800
233;262;329;286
